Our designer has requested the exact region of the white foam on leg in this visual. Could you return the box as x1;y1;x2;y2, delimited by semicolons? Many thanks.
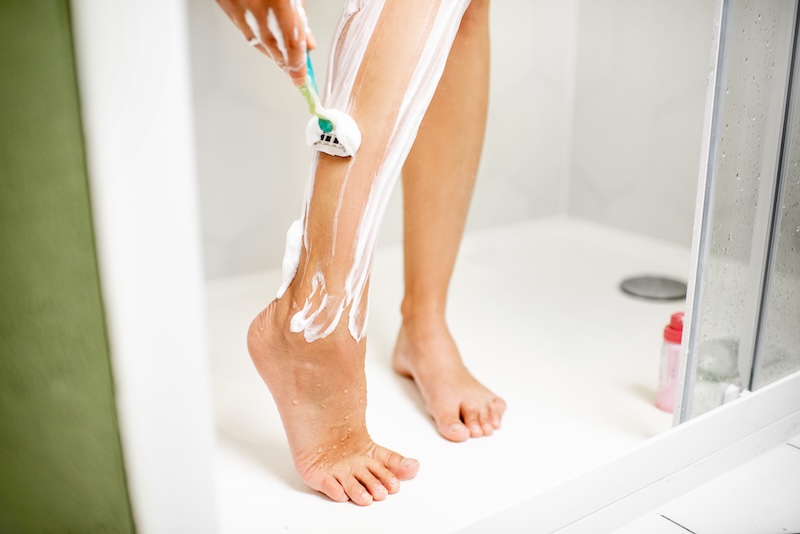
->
276;219;304;299
281;0;471;343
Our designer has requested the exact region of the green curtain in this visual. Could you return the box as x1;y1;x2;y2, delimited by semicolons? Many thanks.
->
0;1;135;532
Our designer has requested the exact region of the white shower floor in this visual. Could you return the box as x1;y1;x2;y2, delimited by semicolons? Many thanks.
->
205;216;690;533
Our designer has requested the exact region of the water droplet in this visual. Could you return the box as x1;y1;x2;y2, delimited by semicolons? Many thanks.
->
344;415;349;420
321;403;327;408
316;383;321;388
333;445;337;450
343;389;348;394
292;399;299;405
317;447;323;453
341;452;346;457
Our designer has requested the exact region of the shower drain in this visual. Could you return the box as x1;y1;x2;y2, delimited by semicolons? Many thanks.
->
620;275;687;301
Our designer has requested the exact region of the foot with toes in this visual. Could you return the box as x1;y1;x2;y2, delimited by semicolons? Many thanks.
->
393;314;506;442
247;294;419;506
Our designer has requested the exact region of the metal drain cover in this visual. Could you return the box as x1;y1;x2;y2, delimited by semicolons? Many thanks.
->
620;275;687;301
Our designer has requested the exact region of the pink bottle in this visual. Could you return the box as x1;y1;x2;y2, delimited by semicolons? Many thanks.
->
657;312;684;412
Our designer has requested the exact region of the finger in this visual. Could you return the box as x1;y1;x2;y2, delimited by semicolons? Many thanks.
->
240;9;274;59
260;34;287;68
268;5;308;86
298;0;316;51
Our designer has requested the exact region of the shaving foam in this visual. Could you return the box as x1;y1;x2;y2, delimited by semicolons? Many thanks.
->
280;0;470;342
305;109;362;157
276;219;304;299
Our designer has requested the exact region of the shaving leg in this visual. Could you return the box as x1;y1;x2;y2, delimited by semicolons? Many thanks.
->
248;0;471;505
391;0;505;442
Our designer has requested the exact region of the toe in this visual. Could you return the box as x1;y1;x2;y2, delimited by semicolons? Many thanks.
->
368;461;400;494
338;474;373;506
436;415;470;442
355;467;389;501
316;474;348;503
478;406;494;436
431;404;470;442
372;444;419;480
462;404;483;437
490;398;505;429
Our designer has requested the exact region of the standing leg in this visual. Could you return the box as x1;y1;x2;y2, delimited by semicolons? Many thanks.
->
393;0;506;442
247;0;472;505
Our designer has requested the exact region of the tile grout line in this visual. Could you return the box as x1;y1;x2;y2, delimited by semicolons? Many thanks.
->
787;442;800;451
661;515;698;534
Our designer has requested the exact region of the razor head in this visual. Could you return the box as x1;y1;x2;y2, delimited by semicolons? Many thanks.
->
312;131;352;158
305;115;359;158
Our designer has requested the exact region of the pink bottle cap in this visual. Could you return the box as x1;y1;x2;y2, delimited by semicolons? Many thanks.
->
663;312;684;344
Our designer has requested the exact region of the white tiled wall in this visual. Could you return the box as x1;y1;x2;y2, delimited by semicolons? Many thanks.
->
568;0;716;247
188;0;715;279
188;0;578;278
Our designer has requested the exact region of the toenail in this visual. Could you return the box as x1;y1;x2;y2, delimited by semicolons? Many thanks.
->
400;458;417;468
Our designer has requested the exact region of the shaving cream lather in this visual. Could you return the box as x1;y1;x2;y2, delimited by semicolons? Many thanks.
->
299;54;362;158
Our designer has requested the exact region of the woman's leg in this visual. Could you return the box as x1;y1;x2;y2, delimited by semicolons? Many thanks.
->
247;0;471;505
393;0;506;442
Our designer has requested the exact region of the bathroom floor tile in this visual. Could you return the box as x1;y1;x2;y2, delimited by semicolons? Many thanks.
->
657;440;800;534
613;514;695;534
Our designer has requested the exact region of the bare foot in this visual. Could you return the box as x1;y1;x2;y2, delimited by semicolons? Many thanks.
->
247;294;419;505
392;315;506;442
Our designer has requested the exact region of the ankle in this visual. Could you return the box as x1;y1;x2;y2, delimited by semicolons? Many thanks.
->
400;297;446;326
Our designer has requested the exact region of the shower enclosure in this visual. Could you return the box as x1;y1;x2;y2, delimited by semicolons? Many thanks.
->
68;0;800;531
679;0;800;421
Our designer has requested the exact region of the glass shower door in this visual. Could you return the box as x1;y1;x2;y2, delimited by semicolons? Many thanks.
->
680;0;800;421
